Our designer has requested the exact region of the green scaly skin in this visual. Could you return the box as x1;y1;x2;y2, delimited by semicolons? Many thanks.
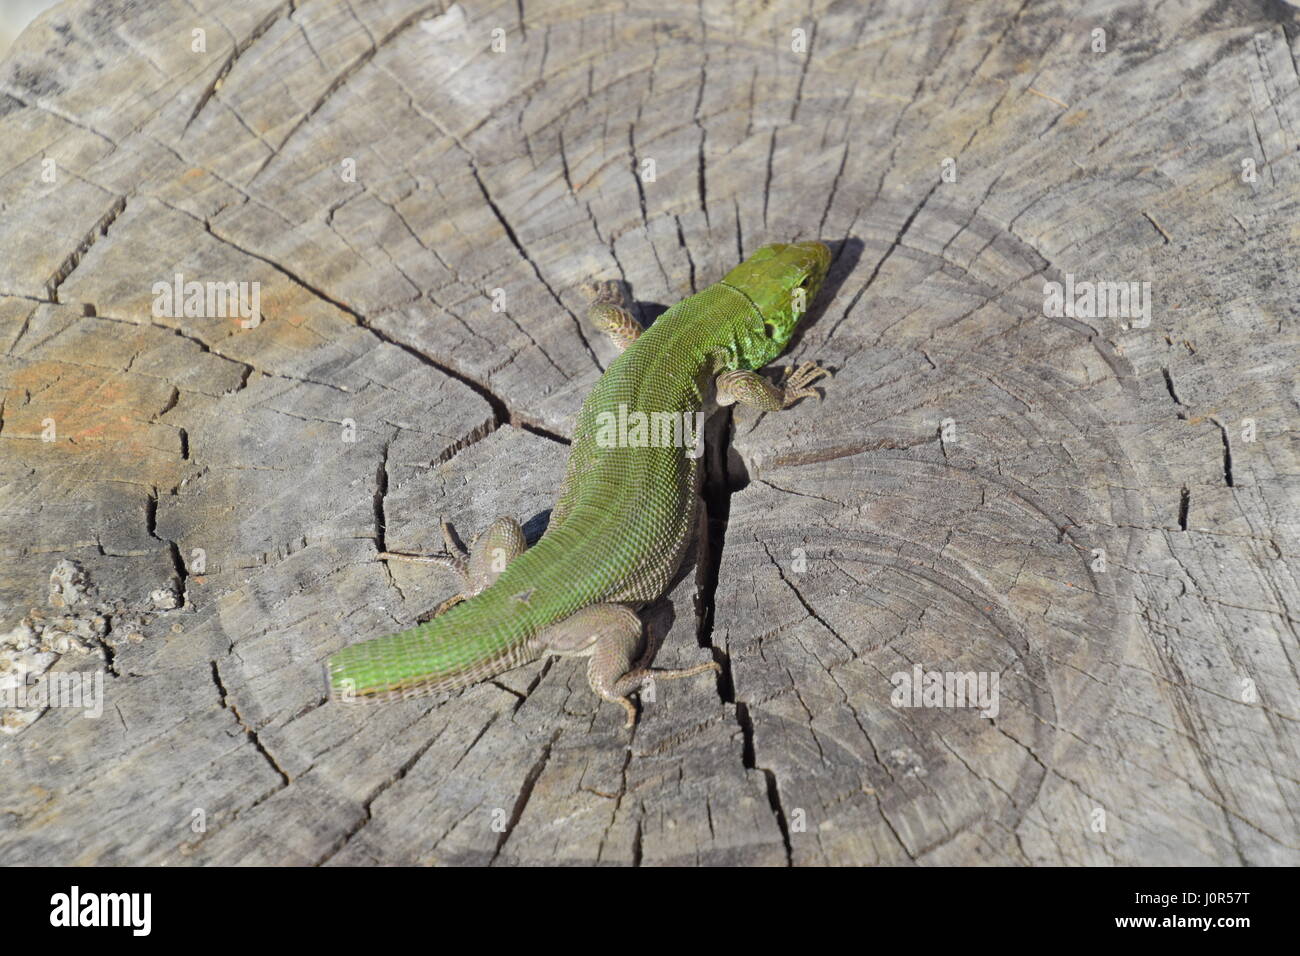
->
327;241;831;715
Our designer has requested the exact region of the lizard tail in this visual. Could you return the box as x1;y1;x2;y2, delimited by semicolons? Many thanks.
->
325;595;537;702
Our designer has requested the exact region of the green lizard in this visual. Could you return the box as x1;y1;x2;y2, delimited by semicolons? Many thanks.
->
328;241;832;726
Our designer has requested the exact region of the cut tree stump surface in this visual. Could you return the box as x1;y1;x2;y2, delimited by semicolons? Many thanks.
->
0;0;1297;865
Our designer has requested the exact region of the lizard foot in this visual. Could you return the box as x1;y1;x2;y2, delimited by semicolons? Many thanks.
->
582;279;642;352
780;360;833;406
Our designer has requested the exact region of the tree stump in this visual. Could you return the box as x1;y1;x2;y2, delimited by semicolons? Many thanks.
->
0;0;1296;865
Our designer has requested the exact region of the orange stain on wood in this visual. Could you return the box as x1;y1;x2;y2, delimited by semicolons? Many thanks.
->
6;361;159;448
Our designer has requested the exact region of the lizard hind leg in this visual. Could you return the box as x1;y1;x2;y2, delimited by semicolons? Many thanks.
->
380;516;527;616
538;603;720;728
466;515;528;594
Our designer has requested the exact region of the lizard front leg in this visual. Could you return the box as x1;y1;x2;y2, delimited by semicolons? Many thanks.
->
715;360;832;410
380;516;527;615
538;603;720;727
581;279;642;352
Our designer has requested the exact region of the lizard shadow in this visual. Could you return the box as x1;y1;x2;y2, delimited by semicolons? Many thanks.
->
633;295;670;329
521;510;552;545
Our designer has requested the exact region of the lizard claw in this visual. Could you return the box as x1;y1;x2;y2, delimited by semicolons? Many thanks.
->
782;360;833;406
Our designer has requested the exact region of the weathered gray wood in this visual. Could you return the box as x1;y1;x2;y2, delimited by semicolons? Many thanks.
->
1;0;1296;865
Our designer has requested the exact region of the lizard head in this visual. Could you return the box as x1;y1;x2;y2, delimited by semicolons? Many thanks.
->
722;240;831;368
